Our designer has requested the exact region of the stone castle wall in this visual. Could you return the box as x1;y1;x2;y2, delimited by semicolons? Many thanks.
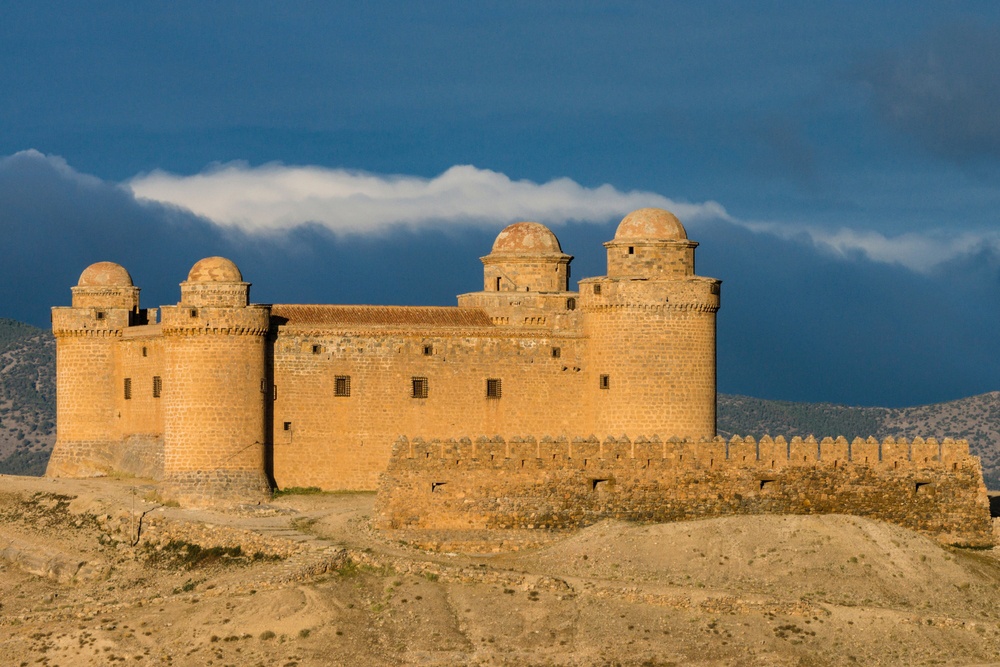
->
374;434;994;547
271;325;589;490
579;277;719;438
160;304;272;504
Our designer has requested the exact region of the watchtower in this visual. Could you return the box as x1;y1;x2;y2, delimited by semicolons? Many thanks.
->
47;262;140;477
580;208;720;438
159;257;272;505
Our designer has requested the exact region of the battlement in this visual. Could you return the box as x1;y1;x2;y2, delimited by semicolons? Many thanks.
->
375;433;993;547
392;434;973;469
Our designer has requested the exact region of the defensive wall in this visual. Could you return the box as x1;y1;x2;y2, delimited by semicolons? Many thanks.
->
374;434;994;547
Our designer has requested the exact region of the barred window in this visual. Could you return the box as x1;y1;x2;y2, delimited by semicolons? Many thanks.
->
486;378;502;399
124;377;132;400
600;374;610;390
335;375;351;397
152;376;162;398
411;377;428;399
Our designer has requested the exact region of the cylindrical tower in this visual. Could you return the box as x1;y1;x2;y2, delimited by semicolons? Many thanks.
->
47;262;139;477
160;257;272;506
580;208;720;438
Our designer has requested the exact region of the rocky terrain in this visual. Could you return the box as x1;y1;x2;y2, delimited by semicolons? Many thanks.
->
0;319;54;476
0;474;998;666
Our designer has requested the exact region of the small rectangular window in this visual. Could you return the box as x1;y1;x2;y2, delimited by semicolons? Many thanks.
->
423;344;433;356
283;421;292;431
335;375;351;397
142;346;148;357
486;378;502;399
95;311;105;320
124;377;132;400
312;344;322;355
411;377;428;399
593;284;602;295
551;347;561;358
628;246;634;255
599;374;610;390
189;308;198;318
152;376;162;398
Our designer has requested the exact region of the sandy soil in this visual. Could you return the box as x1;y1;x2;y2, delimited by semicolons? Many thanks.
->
1;474;1000;666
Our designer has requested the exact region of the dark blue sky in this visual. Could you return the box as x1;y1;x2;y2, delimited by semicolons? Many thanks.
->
3;2;1000;407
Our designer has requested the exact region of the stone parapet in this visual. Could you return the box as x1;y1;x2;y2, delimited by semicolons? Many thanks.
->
375;434;993;547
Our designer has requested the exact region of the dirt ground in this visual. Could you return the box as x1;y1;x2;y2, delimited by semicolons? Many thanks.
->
1;474;1000;666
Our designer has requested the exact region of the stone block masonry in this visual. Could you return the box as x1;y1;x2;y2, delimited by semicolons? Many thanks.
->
374;434;994;547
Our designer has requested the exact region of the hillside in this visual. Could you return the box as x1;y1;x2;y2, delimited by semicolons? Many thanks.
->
1;476;1000;666
2;317;999;487
0;319;54;475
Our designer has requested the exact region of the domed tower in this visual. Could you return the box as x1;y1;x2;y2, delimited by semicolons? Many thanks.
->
457;222;578;327
48;262;141;477
580;209;720;438
483;222;571;293
160;257;272;505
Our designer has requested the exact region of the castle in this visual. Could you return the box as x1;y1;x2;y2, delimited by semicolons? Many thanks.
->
46;207;993;546
47;208;720;503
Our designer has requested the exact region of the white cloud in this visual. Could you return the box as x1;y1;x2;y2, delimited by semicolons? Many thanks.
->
124;156;1000;273
129;162;730;235
743;219;998;272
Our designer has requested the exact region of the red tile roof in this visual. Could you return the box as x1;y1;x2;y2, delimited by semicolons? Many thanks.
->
271;304;494;328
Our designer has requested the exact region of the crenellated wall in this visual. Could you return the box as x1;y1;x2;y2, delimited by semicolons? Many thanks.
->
374;434;994;547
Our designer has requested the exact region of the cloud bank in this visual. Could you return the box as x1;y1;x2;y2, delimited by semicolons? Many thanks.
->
129;162;730;234
129;157;1000;273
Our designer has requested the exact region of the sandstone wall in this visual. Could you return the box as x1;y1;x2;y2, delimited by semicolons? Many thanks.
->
160;304;272;505
580;277;719;439
375;434;994;547
47;308;129;477
271;325;588;490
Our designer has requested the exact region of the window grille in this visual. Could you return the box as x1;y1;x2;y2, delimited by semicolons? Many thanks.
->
600;374;610;390
411;377;428;399
152;376;162;398
124;377;132;400
486;378;502;399
335;375;351;397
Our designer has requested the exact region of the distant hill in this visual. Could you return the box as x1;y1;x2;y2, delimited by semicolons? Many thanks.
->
0;319;55;476
1;318;998;488
718;393;1000;489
